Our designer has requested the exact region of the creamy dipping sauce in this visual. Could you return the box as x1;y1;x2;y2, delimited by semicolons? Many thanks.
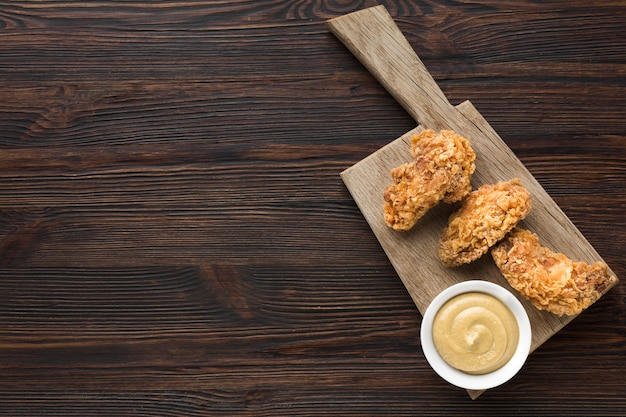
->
432;292;519;375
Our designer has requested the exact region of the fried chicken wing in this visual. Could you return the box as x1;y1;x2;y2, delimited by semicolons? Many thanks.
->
383;129;476;231
492;228;618;316
439;178;531;267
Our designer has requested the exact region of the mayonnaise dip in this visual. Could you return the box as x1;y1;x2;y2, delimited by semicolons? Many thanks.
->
432;292;519;375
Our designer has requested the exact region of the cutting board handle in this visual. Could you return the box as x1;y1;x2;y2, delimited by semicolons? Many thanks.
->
326;5;454;130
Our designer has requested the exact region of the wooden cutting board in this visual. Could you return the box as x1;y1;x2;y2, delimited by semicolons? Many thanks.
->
326;6;618;399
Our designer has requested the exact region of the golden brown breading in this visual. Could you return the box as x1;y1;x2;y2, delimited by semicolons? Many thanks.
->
410;129;476;204
383;129;476;231
439;178;531;267
492;228;618;316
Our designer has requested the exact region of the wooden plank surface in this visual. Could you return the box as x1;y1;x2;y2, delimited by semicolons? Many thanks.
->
0;0;625;415
330;6;618;398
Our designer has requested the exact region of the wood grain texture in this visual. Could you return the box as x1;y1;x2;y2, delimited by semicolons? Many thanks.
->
0;0;625;415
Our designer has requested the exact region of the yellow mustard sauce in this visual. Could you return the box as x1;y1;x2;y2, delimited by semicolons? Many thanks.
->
432;292;519;375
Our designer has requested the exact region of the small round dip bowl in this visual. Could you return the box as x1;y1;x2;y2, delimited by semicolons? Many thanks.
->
420;280;532;390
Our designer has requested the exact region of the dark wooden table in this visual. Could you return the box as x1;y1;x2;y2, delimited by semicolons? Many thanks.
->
1;1;625;415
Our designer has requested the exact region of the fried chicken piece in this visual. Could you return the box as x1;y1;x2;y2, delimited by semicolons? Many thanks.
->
409;129;476;204
383;129;476;231
439;178;531;267
492;228;618;316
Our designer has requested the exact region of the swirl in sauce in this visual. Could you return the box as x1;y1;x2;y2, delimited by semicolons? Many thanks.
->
432;292;519;375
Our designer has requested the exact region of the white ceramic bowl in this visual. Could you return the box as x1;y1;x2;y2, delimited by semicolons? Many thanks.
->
420;280;531;390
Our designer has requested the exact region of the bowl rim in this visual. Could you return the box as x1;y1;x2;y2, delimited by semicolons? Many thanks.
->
420;280;532;390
